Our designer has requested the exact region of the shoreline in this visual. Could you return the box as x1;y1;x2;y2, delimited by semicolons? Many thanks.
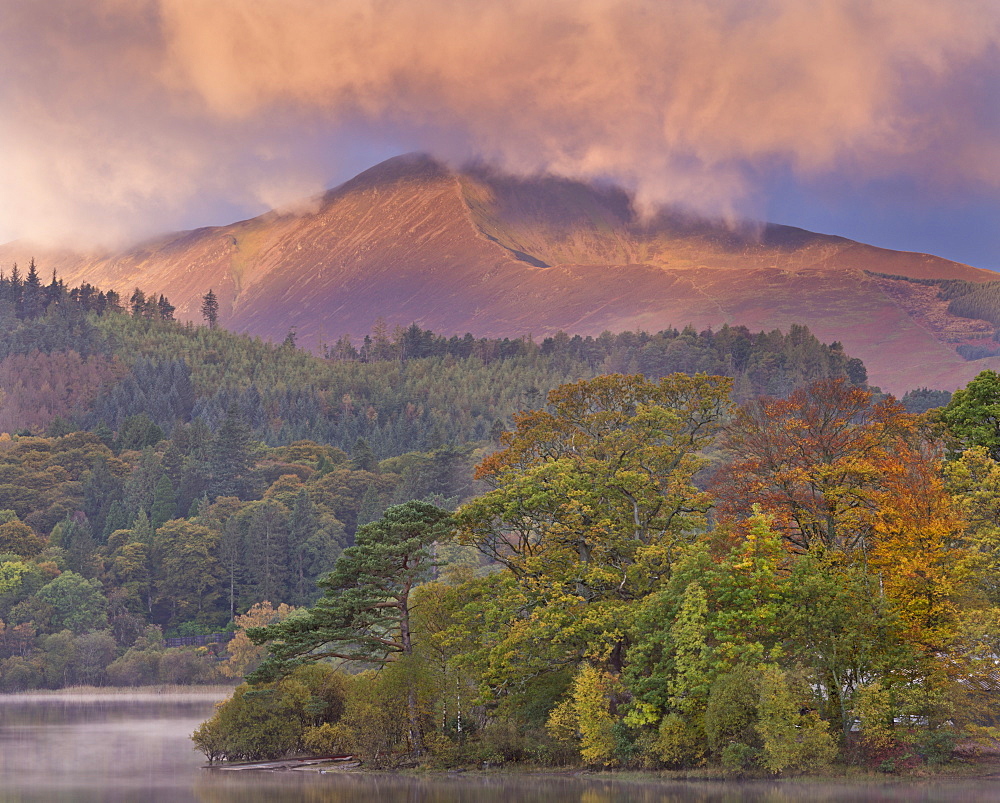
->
200;754;1000;784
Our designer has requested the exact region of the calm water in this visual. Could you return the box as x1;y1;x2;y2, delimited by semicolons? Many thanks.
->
1;692;998;802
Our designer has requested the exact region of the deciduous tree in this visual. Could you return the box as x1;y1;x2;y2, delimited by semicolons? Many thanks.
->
714;379;916;554
458;373;732;603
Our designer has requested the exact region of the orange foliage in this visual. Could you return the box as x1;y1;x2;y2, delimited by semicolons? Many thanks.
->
713;379;917;555
869;452;967;650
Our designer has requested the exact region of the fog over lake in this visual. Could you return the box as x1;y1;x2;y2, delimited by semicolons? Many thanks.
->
1;692;997;802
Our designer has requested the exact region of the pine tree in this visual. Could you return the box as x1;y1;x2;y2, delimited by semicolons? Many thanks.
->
201;289;219;329
157;294;175;321
102;500;132;542
130;288;146;318
288;489;319;605
82;456;122;540
351;437;379;472
209;405;254;499
22;258;43;319
248;501;454;753
150;474;178;530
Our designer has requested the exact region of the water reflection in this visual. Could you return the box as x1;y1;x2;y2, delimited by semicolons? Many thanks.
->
190;774;1000;803
1;693;997;802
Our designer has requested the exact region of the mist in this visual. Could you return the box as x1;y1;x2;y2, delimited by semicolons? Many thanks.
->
1;0;997;253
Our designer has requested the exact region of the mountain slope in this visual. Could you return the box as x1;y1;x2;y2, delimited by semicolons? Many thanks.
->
2;154;997;394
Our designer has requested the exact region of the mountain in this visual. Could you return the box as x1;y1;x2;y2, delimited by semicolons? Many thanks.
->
2;153;997;395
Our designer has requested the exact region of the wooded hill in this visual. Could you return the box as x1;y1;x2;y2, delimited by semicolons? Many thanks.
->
0;266;868;455
0;266;879;691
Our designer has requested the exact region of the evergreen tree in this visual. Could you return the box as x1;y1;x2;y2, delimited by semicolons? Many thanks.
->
356;483;384;528
217;515;245;622
209;405;254;499
288;488;319;605
245;500;290;605
201;289;219;329
150;474;178;530
351;437;379;472
102;500;132;542
130;288;146;318
82;456;122;540
248;501;454;752
157;294;175;321
22;258;43;319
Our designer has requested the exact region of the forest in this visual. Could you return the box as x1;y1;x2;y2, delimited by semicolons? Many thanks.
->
192;371;1000;774
869;271;1000;360
0;262;984;774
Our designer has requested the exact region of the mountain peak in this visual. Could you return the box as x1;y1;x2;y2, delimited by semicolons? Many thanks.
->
330;152;452;197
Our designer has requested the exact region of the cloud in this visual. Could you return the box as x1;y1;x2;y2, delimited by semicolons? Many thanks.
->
1;0;998;246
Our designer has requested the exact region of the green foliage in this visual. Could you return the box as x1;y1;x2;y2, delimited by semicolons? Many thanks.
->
938;370;1000;459
0;561;30;596
35;571;108;634
83;312;865;459
249;501;454;681
900;388;951;415
944;446;1000;604
756;665;837;774
458;373;731;604
704;665;762;755
299;664;415;764
192;663;347;763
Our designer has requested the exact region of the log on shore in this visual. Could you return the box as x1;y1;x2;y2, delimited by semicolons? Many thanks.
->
205;756;356;771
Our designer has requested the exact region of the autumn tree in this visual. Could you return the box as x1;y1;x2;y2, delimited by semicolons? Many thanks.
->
714;379;917;554
0;518;45;558
869;451;967;651
453;372;731;706
220;601;295;680
457;373;733;603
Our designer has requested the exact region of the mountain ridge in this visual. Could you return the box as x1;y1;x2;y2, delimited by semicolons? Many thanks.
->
1;153;997;394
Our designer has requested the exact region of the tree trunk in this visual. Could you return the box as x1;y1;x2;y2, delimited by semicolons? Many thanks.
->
407;685;424;755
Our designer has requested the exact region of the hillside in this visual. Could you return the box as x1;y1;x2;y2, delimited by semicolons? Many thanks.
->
2;154;997;394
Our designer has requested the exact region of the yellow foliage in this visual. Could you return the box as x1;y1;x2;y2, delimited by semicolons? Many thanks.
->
545;663;621;766
869;457;968;649
757;666;836;774
852;681;894;751
655;712;705;766
220;601;296;679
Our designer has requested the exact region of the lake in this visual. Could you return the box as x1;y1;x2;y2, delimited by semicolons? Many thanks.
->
1;691;997;802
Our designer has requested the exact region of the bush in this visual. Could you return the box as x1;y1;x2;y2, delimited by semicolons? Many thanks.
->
655;712;706;768
0;655;43;691
756;666;837;774
721;741;760;771
704;665;761;755
914;727;959;766
158;647;220;685
192;663;348;763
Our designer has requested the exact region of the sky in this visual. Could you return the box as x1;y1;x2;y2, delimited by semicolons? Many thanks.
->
1;0;998;270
